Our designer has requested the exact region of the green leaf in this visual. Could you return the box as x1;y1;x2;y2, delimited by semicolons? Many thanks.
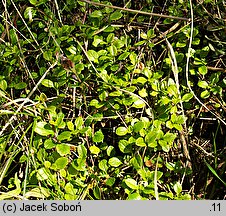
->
0;80;7;90
147;171;163;181
106;33;114;43
163;132;177;143
165;162;175;171
109;157;122;167
167;84;178;97
134;40;146;46
136;77;147;84
200;90;210;98
99;91;108;101
54;157;68;170
54;112;65;128
133;99;145;108
133;121;144;132
147;29;156;39
166;121;173;129
118;52;130;60
106;177;115;186
116;126;128;136
198;80;209;89
173;182;182;196
108;45;117;56
145;130;157;143
159;192;174;200
113;39;124;48
124;178;138;190
43;50;52;61
138;88;148;97
44;161;51;168
44;139;55;149
174;124;183;131
90;99;104;108
56;144;71;156
127;192;142;200
24;7;36;22
41;79;54;88
129;52;137;65
67;121;74;131
172;114;186;124
176;42;186;48
130;155;142;170
77;144;87;159
109;90;122;96
118;140;131;153
182;93;193;102
110;11;123;21
57;131;72;141
68;45;77;55
93;113;103;121
87;50;99;62
159;140;170;152
37;168;49;181
135;137;146;147
25;187;50;199
65;183;74;195
93;185;101;199
0;174;21;200
107;146;115;156
209;72;220;84
198;65;208;75
93;35;105;47
90;10;103;18
15;82;27;90
75;116;84;130
93;130;104;142
90;145;100;155
34;121;54;136
98;159;108;172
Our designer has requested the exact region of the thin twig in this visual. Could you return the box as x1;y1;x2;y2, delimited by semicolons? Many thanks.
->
80;0;190;21
0;60;58;137
207;66;226;73
185;1;226;126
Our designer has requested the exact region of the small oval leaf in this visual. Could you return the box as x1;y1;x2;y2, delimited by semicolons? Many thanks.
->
108;157;122;167
41;79;54;88
34;121;54;136
116;126;128;136
55;157;68;170
110;11;123;21
124;178;138;190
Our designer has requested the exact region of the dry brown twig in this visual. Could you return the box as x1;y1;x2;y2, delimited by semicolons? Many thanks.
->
80;0;190;21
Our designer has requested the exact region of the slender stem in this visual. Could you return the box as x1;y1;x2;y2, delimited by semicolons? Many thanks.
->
80;0;190;21
185;0;226;126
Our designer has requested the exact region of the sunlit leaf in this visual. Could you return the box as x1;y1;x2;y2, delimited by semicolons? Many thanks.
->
56;144;71;156
93;130;104;142
90;145;101;155
109;157;122;167
41;79;54;88
34;121;54;136
54;157;68;170
116;126;128;136
198;65;208;75
90;10;103;18
124;178;138;190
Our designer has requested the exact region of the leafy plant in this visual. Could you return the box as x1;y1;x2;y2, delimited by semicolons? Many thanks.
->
0;0;225;200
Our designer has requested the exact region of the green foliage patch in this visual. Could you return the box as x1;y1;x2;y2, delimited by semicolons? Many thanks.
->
0;0;225;200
